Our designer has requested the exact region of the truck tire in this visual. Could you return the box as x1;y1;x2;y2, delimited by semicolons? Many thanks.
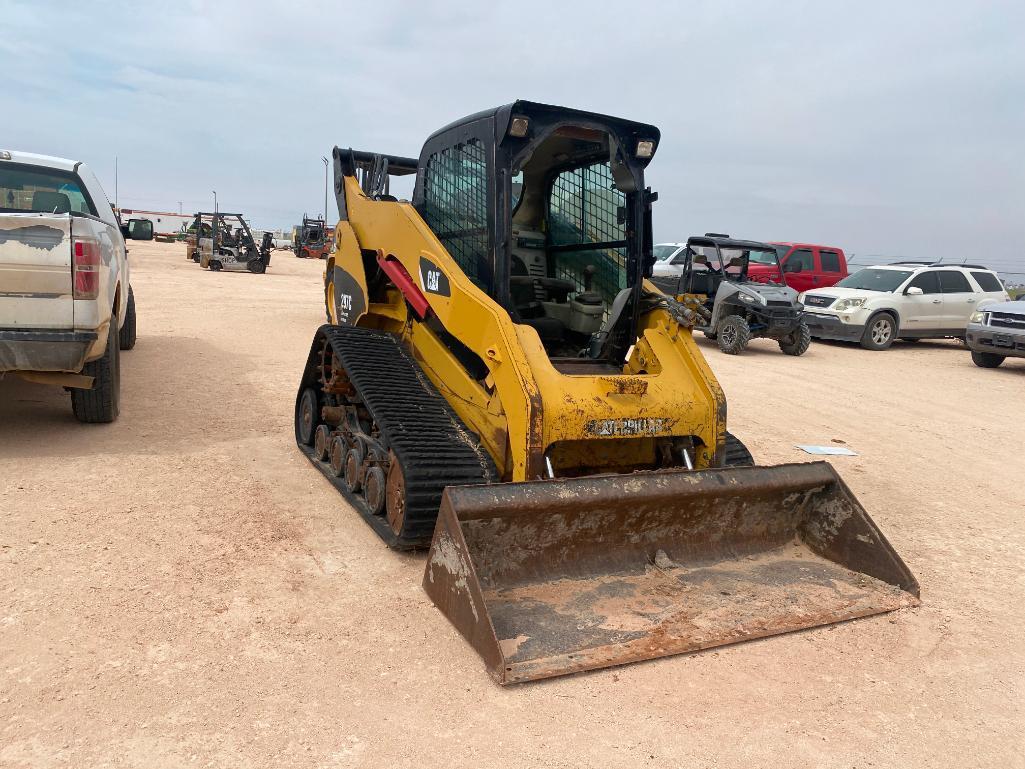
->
971;351;1005;368
716;315;751;355
72;322;120;423
119;286;137;350
722;432;755;466
779;321;811;356
860;313;895;350
247;258;267;274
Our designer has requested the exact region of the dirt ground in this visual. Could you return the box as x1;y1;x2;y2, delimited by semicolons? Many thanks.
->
2;241;1023;768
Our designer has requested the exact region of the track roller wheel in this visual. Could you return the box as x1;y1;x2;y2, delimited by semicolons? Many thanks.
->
329;436;347;477
385;453;406;536
364;466;386;516
297;388;318;445
313;424;331;461
344;445;364;492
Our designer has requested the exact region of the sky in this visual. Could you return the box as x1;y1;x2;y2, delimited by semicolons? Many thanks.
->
2;0;1023;278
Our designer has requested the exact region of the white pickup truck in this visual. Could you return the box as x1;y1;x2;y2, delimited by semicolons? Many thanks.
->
0;149;141;422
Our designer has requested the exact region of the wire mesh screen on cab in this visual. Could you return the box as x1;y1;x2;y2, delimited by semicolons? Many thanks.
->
548;161;627;303
420;140;489;289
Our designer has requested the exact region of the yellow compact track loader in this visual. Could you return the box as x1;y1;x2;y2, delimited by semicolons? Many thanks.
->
295;101;918;684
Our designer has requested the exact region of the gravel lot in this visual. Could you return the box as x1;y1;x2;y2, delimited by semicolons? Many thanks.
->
2;241;1023;768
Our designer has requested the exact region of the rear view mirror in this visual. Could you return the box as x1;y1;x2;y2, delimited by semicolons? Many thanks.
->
127;219;154;240
906;286;924;296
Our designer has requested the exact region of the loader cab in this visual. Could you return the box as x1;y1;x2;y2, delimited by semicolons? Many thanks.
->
412;100;659;366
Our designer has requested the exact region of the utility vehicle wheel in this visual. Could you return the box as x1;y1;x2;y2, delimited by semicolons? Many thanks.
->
313;424;331;461
779;321;811;356
861;313;895;350
247;258;267;274
209;260;222;271
722;432;755;467
716;315;751;355
71;323;120;423
297;387;318;445
119;285;137;350
364;466;386;516
971;351;1005;368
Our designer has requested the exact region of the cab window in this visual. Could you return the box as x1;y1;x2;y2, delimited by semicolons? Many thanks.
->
820;250;842;272
0;163;96;216
547;160;626;305
787;249;814;271
420;139;491;290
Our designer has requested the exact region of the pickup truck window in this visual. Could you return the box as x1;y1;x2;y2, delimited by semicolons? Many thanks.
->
0;163;96;216
820;250;842;272
788;249;814;271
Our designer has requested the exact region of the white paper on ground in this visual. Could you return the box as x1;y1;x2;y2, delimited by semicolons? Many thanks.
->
795;445;858;456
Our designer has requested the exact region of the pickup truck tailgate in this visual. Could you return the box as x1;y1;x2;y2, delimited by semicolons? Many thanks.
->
0;213;73;329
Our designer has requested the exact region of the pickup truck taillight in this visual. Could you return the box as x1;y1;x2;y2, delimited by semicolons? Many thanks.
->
73;238;100;300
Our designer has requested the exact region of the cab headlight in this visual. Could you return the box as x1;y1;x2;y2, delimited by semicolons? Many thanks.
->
740;293;756;303
970;311;986;324
834;297;866;312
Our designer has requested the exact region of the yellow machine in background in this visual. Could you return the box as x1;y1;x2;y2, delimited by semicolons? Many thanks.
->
296;101;918;684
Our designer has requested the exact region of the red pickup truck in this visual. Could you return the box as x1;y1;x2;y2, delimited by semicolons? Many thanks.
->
748;242;848;292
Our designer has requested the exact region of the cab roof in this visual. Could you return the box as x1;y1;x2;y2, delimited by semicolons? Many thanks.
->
687;234;775;251
425;99;661;157
0;149;80;173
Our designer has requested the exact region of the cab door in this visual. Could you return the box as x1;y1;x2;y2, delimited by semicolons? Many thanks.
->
781;248;816;292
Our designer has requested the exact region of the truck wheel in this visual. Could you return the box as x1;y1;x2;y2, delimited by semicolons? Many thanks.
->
247;258;266;274
779;321;811;356
72;322;120;423
722;432;755;467
716;315;751;355
971;351;1005;368
860;313;895;350
209;260;222;271
119;286;137;350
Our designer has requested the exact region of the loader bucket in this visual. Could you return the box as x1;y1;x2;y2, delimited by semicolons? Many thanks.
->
423;461;919;684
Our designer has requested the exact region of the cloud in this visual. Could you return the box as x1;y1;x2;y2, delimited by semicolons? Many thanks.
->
1;0;1022;273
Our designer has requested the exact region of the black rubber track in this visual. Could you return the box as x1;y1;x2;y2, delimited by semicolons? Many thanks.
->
722;431;755;467
296;324;498;550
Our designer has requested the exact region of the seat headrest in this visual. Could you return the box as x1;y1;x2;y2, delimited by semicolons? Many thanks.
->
32;191;72;214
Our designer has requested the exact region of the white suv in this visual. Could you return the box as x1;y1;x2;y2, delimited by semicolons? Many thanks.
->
799;262;1008;350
